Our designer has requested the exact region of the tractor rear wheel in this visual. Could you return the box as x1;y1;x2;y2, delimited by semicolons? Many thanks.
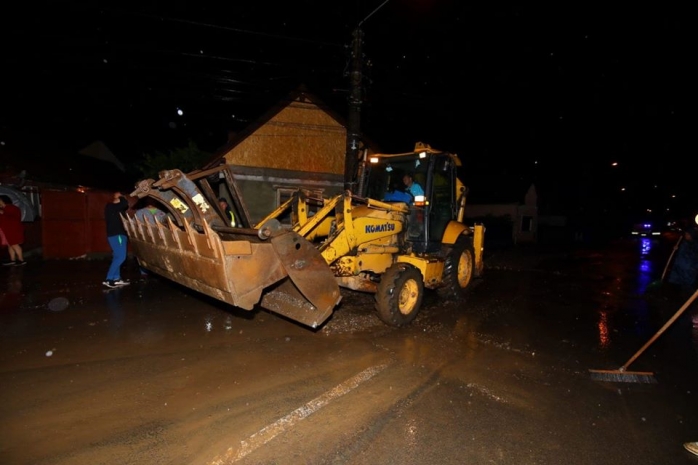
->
375;263;424;327
437;236;475;301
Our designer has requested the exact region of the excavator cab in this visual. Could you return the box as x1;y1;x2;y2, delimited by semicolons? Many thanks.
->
362;146;461;254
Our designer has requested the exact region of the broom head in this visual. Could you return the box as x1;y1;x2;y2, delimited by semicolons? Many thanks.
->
589;368;657;384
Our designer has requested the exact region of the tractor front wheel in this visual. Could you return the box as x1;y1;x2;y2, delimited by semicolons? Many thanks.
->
375;263;424;327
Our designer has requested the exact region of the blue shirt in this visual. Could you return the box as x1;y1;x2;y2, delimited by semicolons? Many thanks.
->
408;182;424;198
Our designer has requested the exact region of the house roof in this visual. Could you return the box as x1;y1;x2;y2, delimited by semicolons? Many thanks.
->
79;140;126;172
0;128;132;191
202;85;381;170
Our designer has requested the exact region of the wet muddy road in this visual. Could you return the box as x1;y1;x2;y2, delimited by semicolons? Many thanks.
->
1;236;697;464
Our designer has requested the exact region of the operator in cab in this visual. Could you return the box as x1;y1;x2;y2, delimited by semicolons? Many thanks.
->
383;181;413;203
403;173;424;199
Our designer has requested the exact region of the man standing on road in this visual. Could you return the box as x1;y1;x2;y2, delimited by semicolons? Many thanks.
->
103;192;131;289
667;219;698;295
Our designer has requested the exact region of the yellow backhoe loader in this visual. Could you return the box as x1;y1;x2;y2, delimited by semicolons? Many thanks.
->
122;142;485;328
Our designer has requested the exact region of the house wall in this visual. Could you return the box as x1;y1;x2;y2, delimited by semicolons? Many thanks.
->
0;184;124;260
41;189;137;259
220;96;350;222
41;190;106;258
464;184;538;245
516;203;537;243
229;166;344;226
465;204;518;218
464;203;517;247
515;184;538;243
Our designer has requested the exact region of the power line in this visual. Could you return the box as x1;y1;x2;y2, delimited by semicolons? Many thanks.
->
104;8;347;49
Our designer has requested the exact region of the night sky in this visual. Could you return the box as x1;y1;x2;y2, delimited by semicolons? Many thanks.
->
2;1;694;226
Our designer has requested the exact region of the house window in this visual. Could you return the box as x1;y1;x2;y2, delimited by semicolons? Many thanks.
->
521;216;533;232
276;187;325;226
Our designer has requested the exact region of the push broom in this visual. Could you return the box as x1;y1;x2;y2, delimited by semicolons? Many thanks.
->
590;287;698;383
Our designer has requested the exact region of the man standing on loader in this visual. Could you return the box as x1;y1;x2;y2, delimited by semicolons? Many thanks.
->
218;197;236;227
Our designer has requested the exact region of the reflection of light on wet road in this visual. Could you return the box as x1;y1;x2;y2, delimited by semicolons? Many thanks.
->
0;267;24;312
636;258;653;294
597;311;610;349
202;315;234;332
406;417;418;448
104;287;124;331
594;241;655;348
205;316;213;332
636;238;655;294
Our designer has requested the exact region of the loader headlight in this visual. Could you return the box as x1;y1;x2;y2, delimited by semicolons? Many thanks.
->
413;195;426;206
370;157;379;163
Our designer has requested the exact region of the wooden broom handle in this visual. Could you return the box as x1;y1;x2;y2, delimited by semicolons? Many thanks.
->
661;236;683;282
622;287;698;371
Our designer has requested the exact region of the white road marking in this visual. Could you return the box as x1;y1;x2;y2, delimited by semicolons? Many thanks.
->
208;364;388;464
466;382;509;403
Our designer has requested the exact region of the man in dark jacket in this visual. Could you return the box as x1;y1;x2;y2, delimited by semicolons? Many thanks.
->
667;219;698;295
103;192;130;288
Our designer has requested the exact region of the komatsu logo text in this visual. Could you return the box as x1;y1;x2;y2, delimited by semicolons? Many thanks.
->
365;223;395;234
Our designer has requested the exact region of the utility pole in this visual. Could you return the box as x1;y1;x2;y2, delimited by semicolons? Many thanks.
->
343;0;390;192
344;28;363;192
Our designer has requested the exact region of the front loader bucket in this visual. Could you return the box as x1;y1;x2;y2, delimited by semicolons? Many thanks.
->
123;215;340;328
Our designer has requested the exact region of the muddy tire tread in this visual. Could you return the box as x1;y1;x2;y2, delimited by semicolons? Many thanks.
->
375;263;424;327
